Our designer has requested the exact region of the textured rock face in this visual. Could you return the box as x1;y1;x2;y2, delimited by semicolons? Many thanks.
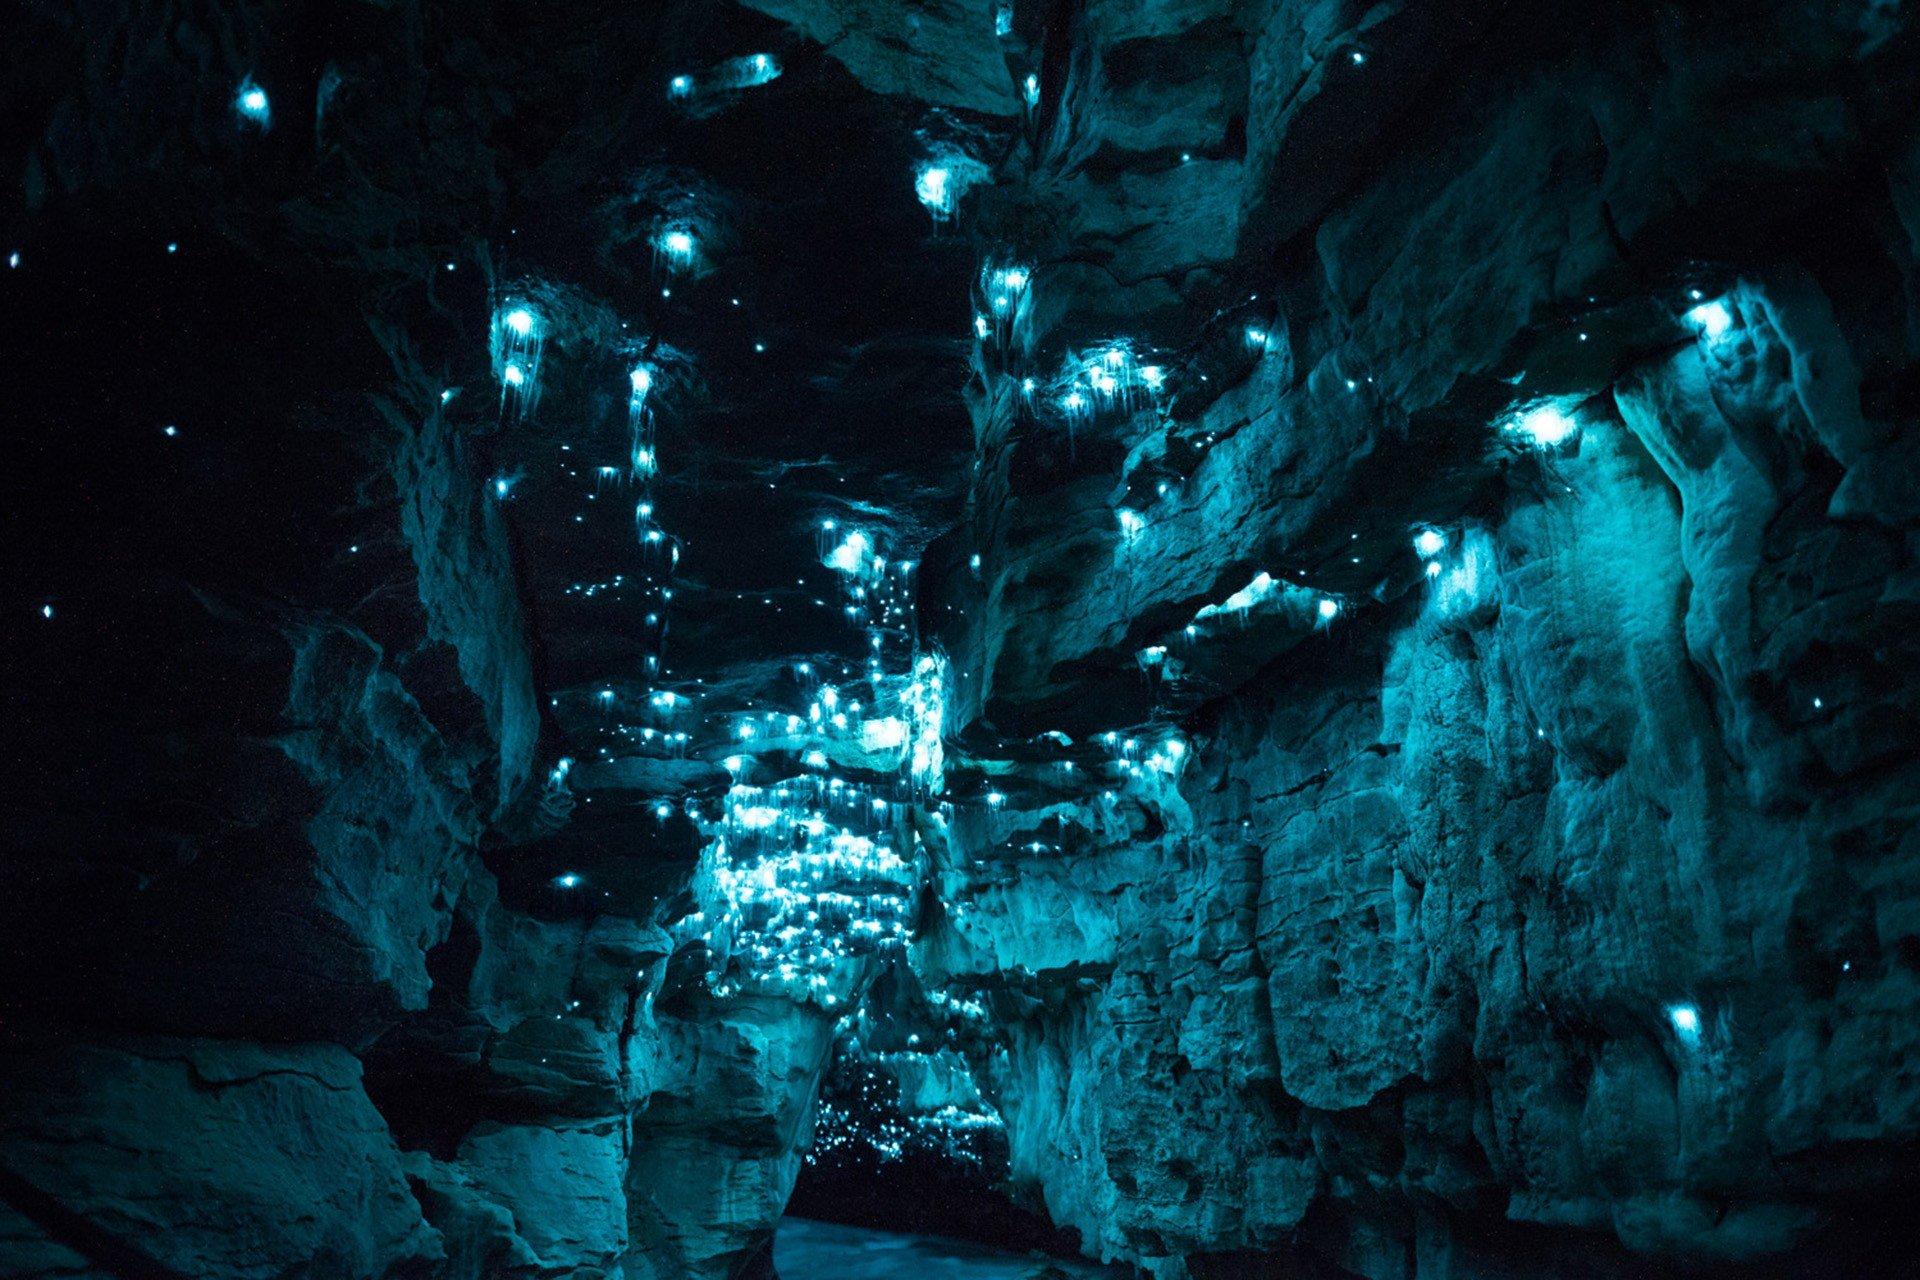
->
6;0;1920;1278
0;1036;442;1279
897;0;1920;1271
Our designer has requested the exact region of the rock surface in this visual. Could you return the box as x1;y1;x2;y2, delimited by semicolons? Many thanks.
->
5;0;1920;1278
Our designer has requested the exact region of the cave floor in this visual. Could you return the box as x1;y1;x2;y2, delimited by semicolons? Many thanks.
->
773;1217;1124;1278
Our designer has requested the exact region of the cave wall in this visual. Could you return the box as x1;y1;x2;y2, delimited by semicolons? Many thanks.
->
4;0;1919;1278
905;0;1920;1275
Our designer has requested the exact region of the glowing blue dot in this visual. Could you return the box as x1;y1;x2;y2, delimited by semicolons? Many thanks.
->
1508;404;1578;447
41;604;53;619
504;308;535;337
1413;528;1445;558
1686;300;1732;340
1318;598;1340;620
1351;50;1366;64
6;252;17;269
669;75;692;98
166;242;178;254
554;873;581;889
915;166;950;213
234;79;271;127
1245;326;1268;348
163;425;178;438
630;366;653;394
1667;1004;1701;1043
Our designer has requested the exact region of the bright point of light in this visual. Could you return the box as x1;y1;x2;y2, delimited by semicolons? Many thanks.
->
1000;267;1028;291
41;604;53;619
669;75;692;97
167;243;178;254
1245;327;1268;348
1686;300;1732;340
826;530;870;573
1414;528;1446;558
664;230;693;255
1021;377;1036;394
502;364;526;387
6;253;17;269
1141;365;1165;391
915;166;950;210
803;749;828;768
1667;1004;1701;1042
1508;404;1578;447
1689;288;1704;301
986;791;1006;808
1023;74;1040;106
440;389;454;403
553;873;581;889
1318;598;1340;620
753;54;770;70
1117;508;1145;537
1351;50;1366;64
630;366;652;394
504;308;535;337
969;553;982;571
493;477;512;498
234;79;271;126
163;425;178;438
973;314;991;340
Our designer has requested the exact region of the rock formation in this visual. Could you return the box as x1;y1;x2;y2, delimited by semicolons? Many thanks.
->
4;0;1918;1277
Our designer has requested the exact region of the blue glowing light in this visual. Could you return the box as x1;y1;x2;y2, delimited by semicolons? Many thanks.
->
41;604;53;619
1507;403;1579;448
670;74;692;98
1667;1003;1701;1046
917;167;951;213
1686;300;1732;340
505;308;534;337
1414;528;1446;558
163;425;178;438
1318;598;1340;621
502;364;526;387
1023;74;1040;107
656;227;697;273
234;78;271;128
554;873;582;889
6;252;17;269
1245;326;1268;348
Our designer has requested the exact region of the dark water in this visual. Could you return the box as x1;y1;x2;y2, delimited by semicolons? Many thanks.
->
774;1217;1124;1279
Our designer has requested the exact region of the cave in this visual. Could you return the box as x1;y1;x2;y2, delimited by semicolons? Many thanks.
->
6;1;1920;1277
